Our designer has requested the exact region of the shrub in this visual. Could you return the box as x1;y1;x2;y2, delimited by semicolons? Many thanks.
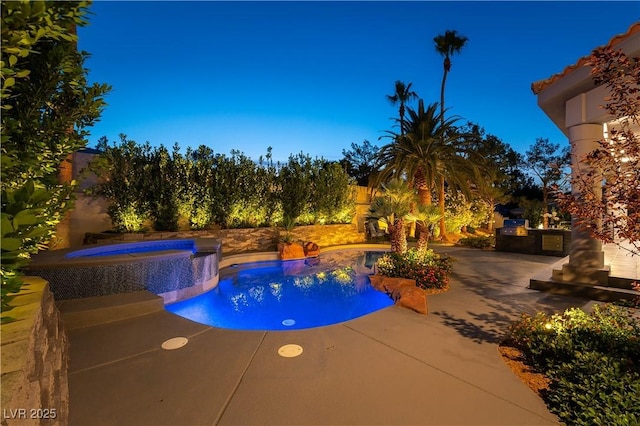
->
1;1;110;314
376;248;454;290
457;235;494;249
546;352;640;426
505;304;640;425
108;202;148;233
88;144;354;231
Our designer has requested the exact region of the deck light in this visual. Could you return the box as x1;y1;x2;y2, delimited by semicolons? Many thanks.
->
161;337;189;350
278;344;303;358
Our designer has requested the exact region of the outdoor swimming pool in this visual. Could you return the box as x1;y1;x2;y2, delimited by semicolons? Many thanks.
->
166;250;393;330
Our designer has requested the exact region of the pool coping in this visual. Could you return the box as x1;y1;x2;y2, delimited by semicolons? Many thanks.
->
28;237;222;269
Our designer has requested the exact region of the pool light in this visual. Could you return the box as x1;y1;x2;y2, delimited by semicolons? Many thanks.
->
278;344;303;358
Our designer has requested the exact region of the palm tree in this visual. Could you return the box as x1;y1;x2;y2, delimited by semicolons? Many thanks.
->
386;81;418;136
406;204;441;252
434;30;469;239
375;100;488;239
366;178;415;253
433;30;468;127
376;100;460;206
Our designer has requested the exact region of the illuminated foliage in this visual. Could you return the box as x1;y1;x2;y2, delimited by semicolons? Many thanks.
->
506;304;640;425
366;179;414;254
376;248;453;290
88;141;356;230
1;1;110;314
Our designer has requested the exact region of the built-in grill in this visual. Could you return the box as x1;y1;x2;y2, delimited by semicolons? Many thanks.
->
500;218;529;236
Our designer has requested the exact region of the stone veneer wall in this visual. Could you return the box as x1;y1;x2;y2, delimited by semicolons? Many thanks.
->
85;223;366;255
1;278;68;426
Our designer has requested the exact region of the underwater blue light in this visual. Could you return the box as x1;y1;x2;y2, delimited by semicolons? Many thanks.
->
166;251;393;331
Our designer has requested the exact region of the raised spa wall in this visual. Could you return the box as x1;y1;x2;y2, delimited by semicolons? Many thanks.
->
26;238;222;304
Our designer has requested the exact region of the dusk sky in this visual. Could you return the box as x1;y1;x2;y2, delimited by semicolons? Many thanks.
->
78;1;639;163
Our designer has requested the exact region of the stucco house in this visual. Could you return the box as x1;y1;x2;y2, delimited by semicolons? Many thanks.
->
529;22;639;300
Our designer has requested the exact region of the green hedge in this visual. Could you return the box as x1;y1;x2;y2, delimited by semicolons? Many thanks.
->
87;138;356;231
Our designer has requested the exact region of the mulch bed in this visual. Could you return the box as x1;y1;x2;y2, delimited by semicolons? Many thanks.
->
497;343;550;398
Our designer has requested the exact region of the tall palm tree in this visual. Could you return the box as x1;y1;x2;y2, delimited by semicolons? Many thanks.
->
433;30;468;127
434;29;468;238
386;81;418;136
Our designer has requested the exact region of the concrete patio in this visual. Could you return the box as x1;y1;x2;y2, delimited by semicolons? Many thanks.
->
62;246;623;425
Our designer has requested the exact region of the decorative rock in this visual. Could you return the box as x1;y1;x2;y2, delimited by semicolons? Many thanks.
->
368;275;428;315
392;286;428;315
304;242;320;257
368;275;415;293
278;242;305;260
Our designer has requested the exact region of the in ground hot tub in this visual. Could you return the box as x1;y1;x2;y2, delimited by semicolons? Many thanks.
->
27;238;221;302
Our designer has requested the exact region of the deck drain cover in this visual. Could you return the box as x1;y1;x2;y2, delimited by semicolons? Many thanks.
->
282;319;296;326
278;344;303;358
161;337;189;350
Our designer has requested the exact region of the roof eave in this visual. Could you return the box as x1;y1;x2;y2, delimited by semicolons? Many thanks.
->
531;23;640;136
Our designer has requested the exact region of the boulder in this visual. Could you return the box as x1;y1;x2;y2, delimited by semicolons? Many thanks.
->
392;286;428;315
304;241;320;257
368;275;427;315
278;242;305;260
368;275;415;293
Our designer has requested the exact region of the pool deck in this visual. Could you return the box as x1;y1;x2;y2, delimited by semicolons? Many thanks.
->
62;245;632;425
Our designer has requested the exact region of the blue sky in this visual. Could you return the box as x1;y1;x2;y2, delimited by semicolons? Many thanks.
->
78;1;639;163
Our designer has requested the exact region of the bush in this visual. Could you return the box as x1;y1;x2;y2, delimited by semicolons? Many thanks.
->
88;143;355;231
506;304;640;425
457;235;494;249
1;1;110;314
375;248;454;290
546;352;640;426
108;202;148;233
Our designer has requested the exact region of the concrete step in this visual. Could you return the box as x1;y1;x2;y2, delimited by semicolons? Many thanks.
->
56;291;164;330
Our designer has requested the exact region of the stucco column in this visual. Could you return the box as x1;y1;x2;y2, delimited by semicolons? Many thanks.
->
553;123;609;285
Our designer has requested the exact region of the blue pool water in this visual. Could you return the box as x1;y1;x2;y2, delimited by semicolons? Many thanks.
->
166;250;393;330
64;239;197;258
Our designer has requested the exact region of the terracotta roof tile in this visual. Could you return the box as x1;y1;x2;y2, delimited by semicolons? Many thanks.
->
531;22;640;95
